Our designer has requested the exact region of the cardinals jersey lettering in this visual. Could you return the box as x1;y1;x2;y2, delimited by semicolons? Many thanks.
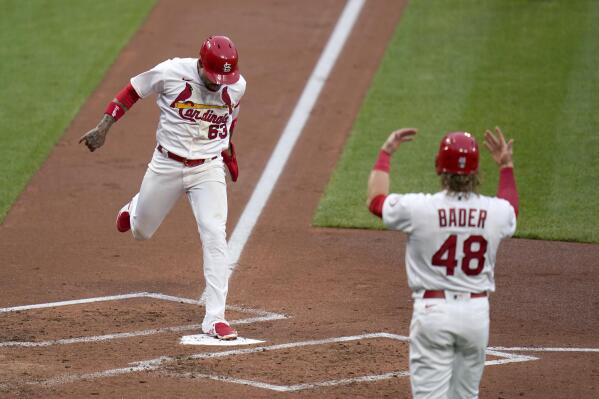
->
382;191;516;294
131;58;246;159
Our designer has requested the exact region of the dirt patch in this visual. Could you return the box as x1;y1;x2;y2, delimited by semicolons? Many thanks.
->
166;338;409;386
0;298;205;342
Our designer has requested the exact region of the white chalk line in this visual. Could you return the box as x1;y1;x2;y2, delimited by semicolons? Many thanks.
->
0;291;283;318
485;350;539;366
0;292;286;347
6;290;579;354
160;370;411;393
29;332;542;392
160;370;296;392
0;314;285;348
206;0;365;307
0;292;150;313
160;336;537;392
125;332;407;368
187;332;408;360
33;332;405;388
34;364;159;387
488;346;599;353
282;371;411;393
145;292;285;318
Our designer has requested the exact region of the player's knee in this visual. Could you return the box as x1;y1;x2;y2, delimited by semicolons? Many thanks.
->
200;225;226;252
202;232;226;249
201;220;225;239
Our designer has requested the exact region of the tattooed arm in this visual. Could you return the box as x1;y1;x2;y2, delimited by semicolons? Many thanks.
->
79;114;116;152
79;83;140;152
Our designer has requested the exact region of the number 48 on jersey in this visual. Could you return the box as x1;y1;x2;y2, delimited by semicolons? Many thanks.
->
431;235;488;276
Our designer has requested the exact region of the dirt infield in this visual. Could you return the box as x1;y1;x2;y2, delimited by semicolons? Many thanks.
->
1;0;597;397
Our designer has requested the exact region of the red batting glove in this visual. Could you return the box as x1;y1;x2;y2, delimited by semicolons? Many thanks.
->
222;141;238;182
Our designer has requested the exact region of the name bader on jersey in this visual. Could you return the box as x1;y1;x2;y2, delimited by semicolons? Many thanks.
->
438;207;487;228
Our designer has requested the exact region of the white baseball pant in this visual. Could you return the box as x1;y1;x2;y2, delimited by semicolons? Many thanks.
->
409;294;489;399
127;148;229;333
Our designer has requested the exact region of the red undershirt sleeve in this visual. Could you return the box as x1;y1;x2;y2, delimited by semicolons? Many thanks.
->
104;83;140;121
368;194;387;219
497;167;519;217
115;83;140;108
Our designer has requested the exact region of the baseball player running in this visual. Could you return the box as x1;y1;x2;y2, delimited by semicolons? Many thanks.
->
80;35;245;340
367;127;518;398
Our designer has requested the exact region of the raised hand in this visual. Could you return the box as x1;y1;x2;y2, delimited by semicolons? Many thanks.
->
484;127;513;168
381;128;418;155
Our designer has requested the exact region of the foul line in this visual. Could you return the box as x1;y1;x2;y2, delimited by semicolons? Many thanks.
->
223;0;365;271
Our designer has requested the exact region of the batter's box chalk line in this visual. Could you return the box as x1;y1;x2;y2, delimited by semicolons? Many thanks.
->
159;333;540;392
30;332;557;391
0;291;286;348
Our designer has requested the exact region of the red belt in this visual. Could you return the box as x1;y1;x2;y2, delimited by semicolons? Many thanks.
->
423;290;487;299
157;145;217;167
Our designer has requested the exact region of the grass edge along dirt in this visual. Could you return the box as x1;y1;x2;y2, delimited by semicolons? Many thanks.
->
0;0;157;223
313;0;599;243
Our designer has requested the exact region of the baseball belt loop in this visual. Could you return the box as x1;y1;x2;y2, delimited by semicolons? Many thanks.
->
163;148;169;159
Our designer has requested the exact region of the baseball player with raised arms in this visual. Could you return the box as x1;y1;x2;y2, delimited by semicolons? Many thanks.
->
80;35;245;340
367;127;519;398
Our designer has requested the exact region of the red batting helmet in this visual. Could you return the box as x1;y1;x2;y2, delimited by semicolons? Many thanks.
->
199;36;240;85
435;132;479;175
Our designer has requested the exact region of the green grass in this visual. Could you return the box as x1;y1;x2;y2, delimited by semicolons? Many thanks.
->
314;0;599;243
0;0;156;222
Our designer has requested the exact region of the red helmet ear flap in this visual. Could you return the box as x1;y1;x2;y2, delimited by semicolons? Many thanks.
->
199;36;240;85
435;132;479;175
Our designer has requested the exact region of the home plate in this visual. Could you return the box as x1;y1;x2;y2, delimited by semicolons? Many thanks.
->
180;334;265;346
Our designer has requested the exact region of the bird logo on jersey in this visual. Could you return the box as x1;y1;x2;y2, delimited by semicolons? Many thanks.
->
170;82;193;108
170;82;229;123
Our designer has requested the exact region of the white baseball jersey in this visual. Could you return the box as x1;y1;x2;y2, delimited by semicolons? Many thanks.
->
383;191;516;294
131;58;245;159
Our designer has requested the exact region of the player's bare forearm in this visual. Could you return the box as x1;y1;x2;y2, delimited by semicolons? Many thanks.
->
484;127;519;216
79;114;115;152
367;128;417;204
367;170;389;204
79;83;141;152
366;129;417;218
